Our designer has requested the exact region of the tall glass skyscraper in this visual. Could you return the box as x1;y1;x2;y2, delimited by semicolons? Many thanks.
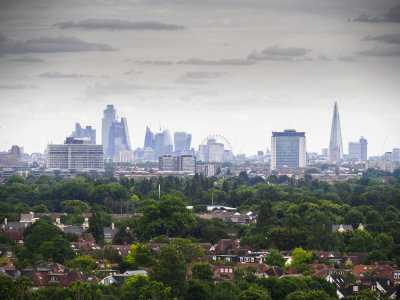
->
144;126;154;149
102;105;131;159
329;102;343;163
174;132;192;156
72;123;96;144
271;129;306;170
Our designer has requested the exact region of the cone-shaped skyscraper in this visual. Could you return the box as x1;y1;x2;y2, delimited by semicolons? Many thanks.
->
329;102;343;163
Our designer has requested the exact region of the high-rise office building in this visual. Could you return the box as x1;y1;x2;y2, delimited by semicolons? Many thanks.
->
47;137;104;170
153;130;173;158
271;129;306;170
159;155;176;171
102;105;131;159
0;145;22;167
102;105;116;157
144;126;155;149
393;148;400;163
348;137;367;162
174;132;192;156
329;102;343;163
72;123;96;144
177;155;196;172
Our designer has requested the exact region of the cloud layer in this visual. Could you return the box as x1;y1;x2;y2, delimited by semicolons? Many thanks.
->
353;5;400;23
0;34;116;54
56;19;184;30
38;72;93;78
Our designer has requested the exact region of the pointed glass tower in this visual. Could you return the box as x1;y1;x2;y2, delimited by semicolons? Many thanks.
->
329;102;343;163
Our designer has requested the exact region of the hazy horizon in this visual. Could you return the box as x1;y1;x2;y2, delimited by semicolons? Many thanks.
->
1;0;399;156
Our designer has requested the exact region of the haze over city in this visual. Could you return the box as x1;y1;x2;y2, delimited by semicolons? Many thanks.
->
0;0;399;156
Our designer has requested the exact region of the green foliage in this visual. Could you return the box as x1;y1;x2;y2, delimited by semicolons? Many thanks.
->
191;263;213;281
265;249;286;268
169;238;206;263
285;290;336;300
136;195;196;240
238;285;271;300
69;255;97;275
121;275;172;300
24;218;75;263
213;280;240;300
125;243;155;268
290;248;311;273
61;200;91;214
88;210;105;245
151;244;188;297
185;279;212;300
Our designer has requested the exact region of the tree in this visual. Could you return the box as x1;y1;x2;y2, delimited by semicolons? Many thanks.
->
61;200;90;214
264;249;285;268
169;238;206;263
238;285;271;300
290;248;311;273
125;243;155;268
185;279;212;300
137;195;196;240
347;289;378;300
69;255;97;275
285;290;336;300
14;276;33;300
348;230;375;252
213;280;239;300
88;211;105;245
121;275;172;300
151;244;188;297
0;274;14;300
191;263;213;281
256;201;276;233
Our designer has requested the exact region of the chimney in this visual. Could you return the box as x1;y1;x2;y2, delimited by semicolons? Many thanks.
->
373;261;379;267
25;223;28;228
4;218;7;225
111;223;114;230
56;218;60;224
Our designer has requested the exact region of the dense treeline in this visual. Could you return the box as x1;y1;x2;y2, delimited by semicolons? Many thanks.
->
1;169;400;254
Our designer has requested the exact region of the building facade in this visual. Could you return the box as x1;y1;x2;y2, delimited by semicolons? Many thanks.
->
348;137;368;162
159;155;176;171
0;145;22;167
47;138;104;170
177;155;196;172
271;129;306;170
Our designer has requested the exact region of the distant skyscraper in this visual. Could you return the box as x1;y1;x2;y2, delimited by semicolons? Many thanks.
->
144;126;155;149
107;117;131;159
174;132;192;156
72;122;96;144
153;129;173;158
329;102;343;163
393;148;400;163
102;105;116;157
102;105;131;159
271;129;306;170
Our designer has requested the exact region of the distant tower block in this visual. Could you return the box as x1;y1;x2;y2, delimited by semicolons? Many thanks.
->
329;102;343;163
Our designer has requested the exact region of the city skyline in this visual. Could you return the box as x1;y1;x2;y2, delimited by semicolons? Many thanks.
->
0;0;399;156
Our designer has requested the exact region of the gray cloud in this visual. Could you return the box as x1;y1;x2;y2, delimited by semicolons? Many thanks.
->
184;72;225;79
175;71;226;85
364;33;400;45
0;33;116;54
177;58;254;66
39;72;94;78
124;70;143;76
338;55;355;62
352;5;400;23
0;84;37;89
247;46;311;61
56;19;184;30
85;81;149;97
358;46;400;56
10;56;44;62
318;55;331;61
134;60;173;65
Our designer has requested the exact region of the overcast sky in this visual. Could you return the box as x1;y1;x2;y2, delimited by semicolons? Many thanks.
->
0;0;399;156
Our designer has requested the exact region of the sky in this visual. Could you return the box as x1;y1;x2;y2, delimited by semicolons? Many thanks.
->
0;0;399;157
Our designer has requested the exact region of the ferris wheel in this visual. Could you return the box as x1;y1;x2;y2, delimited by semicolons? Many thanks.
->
201;134;233;152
